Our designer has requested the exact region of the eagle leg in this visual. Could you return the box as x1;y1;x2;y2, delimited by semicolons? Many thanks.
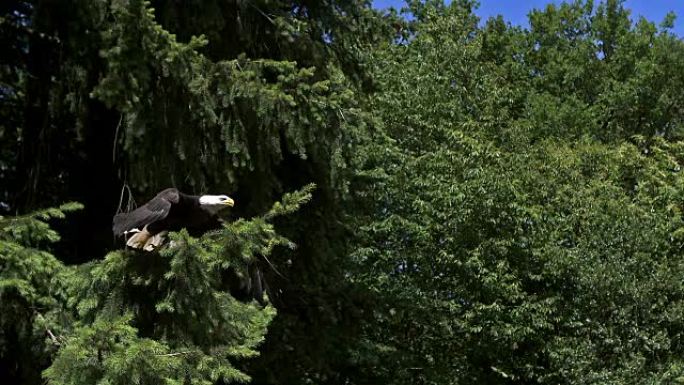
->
143;231;168;251
126;227;151;249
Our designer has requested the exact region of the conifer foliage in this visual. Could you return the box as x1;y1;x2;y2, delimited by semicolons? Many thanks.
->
0;203;82;383
1;0;382;381
1;186;314;384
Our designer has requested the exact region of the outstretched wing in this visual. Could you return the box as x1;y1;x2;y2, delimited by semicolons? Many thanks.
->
112;188;180;235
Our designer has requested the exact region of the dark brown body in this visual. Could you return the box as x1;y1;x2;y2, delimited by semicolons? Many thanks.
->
113;188;223;239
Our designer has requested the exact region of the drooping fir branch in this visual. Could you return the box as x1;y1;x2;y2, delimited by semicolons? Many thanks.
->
0;203;83;384
0;202;83;245
90;0;359;189
0;202;82;307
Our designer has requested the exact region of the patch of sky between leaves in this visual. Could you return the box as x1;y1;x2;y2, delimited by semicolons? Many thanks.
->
372;0;684;37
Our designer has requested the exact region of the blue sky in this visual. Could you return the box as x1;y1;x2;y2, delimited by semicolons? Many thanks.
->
372;1;684;36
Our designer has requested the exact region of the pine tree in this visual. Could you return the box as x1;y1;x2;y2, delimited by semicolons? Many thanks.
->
1;1;390;383
1;186;314;384
0;203;82;383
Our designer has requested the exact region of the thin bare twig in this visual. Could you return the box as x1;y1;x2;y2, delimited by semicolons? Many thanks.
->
116;183;135;215
260;254;288;281
156;351;196;357
112;113;123;163
35;312;61;346
246;1;275;25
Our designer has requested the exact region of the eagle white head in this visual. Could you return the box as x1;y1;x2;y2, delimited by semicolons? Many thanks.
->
199;195;235;214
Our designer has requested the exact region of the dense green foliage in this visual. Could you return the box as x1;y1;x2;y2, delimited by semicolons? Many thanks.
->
1;0;384;383
3;0;684;384
46;186;313;385
1;187;313;384
350;1;684;383
0;203;82;384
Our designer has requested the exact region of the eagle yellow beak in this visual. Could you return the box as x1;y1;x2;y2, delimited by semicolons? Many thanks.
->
224;198;235;207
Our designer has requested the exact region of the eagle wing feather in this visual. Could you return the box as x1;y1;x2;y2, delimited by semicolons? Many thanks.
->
112;188;180;236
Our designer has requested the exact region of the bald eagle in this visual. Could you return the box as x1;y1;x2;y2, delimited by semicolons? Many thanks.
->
113;188;234;251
